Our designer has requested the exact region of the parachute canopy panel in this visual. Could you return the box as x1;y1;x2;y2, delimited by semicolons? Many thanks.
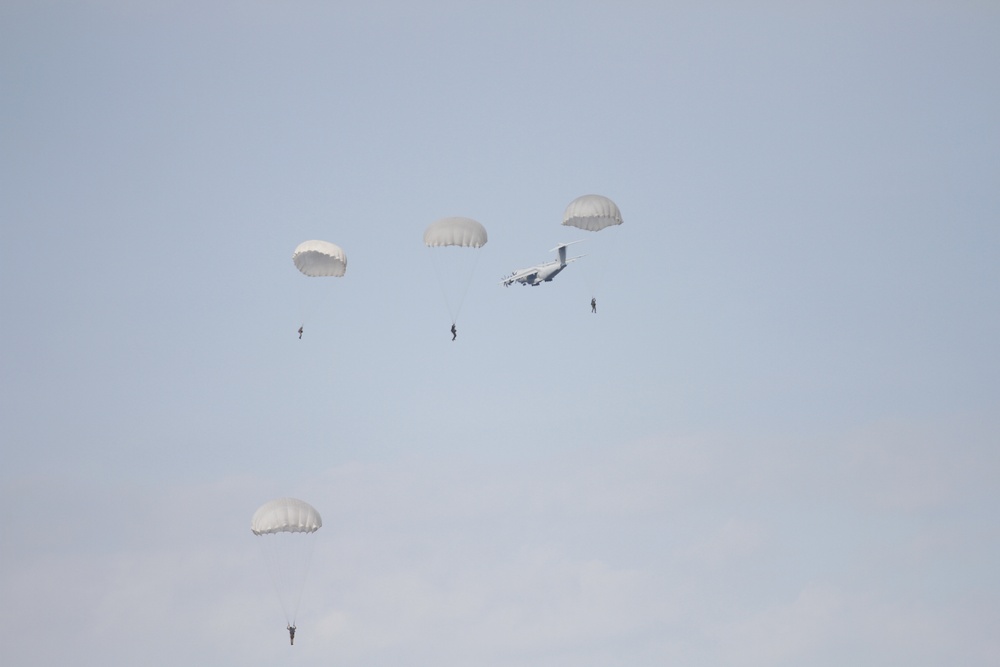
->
293;240;347;277
252;498;323;535
423;217;488;248
561;195;623;232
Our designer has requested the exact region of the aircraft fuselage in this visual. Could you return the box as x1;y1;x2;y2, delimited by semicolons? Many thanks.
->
501;242;584;287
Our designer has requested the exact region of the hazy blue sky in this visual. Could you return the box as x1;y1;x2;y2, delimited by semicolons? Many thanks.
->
2;2;998;665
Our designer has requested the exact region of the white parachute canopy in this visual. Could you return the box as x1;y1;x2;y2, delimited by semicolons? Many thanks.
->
252;498;322;627
292;240;347;277
561;195;623;301
291;240;346;333
423;217;488;325
423;217;488;248
252;498;323;535
561;194;623;232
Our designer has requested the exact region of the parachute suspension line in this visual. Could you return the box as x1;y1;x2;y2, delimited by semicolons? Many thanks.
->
257;537;293;625
292;240;348;337
295;280;338;337
449;249;483;325
561;195;624;307
426;248;483;325
426;249;456;324
255;531;319;626
251;498;322;634
580;257;599;303
590;225;620;297
579;234;614;303
295;287;309;334
423;217;488;327
287;535;318;626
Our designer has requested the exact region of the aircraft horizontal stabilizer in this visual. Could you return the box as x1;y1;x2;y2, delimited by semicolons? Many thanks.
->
548;239;586;252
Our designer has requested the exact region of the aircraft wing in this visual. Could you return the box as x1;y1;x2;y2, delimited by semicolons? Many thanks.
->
502;268;538;286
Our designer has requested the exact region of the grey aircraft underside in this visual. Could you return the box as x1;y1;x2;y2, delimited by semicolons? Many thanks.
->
501;241;585;287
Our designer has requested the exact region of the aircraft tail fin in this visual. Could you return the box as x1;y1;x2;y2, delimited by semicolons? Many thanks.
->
550;240;585;266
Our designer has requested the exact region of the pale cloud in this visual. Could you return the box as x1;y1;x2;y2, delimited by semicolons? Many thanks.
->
839;417;996;511
708;583;1000;667
711;582;846;667
2;418;997;666
678;518;765;567
3;2;997;666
